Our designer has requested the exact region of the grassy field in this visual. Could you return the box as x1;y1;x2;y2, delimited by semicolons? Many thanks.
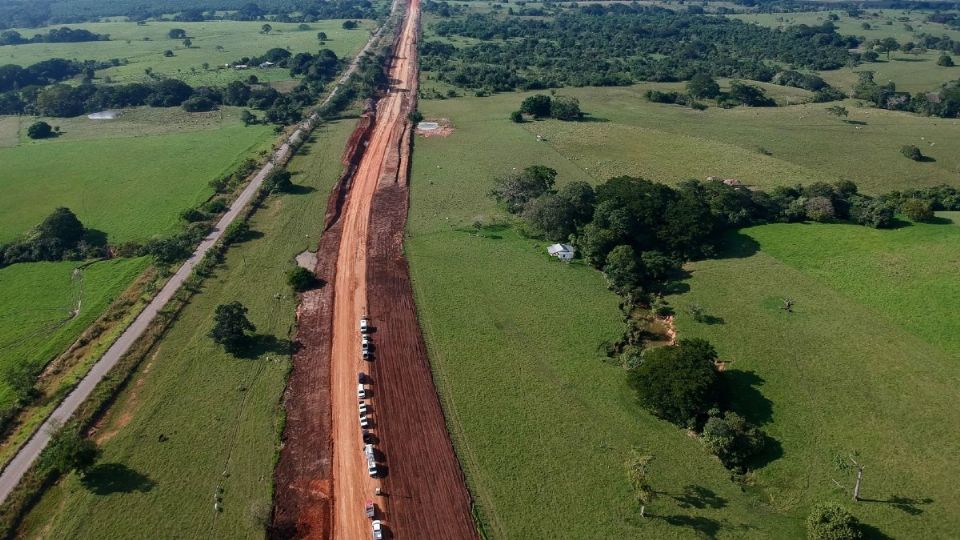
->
416;85;960;194
408;91;802;538
0;258;148;409
18;117;356;539
0;107;273;244
670;218;960;538
0;20;374;87
409;78;960;537
735;9;960;93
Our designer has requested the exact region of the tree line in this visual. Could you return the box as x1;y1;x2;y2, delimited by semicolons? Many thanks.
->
0;0;381;30
0;27;108;46
853;71;960;118
421;6;858;93
0;48;342;122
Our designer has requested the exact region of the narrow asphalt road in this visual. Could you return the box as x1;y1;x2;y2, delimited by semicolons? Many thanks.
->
0;17;393;506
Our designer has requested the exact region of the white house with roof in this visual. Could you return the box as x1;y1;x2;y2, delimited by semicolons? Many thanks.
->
547;243;575;261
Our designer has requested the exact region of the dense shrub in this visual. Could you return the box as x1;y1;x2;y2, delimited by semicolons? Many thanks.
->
287;267;317;291
900;144;924;161
701;410;766;471
26;121;53;139
806;504;862;540
627;338;720;426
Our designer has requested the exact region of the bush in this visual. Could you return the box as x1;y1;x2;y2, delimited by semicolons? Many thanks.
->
700;410;766;472
510;110;523;123
520;94;551;118
181;95;216;112
627;338;720;426
408;110;424;124
550;95;581;120
26;121;53;139
806;503;862;540
901;198;934;222
222;220;250;244
900;144;923;161
259;169;293;195
287;266;316;291
202;199;228;214
179;208;207;222
805;196;836;222
937;54;955;67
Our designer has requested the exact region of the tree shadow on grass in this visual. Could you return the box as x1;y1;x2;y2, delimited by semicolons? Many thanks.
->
83;228;109;247
575;114;610;123
81;463;155;495
713;231;760;260
671;485;728;510
918;155;937;163
285;184;317;195
860;522;895;540
721;370;774;426
860;495;934;516
659;514;723;539
843;119;868;125
234;334;293;359
926;215;955;225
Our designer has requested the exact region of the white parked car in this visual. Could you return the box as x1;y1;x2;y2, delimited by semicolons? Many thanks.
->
372;520;383;540
359;414;370;429
357;384;366;399
361;335;371;351
360;316;370;333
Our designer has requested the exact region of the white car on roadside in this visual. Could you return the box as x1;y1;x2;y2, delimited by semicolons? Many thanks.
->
360;316;370;333
361;335;371;351
372;520;383;540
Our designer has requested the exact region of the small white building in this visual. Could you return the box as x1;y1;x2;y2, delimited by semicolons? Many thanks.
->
547;243;575;261
258;61;276;69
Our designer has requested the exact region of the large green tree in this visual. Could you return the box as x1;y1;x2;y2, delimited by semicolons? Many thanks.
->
806;503;862;540
489;165;557;213
687;73;720;99
208;301;256;353
628;338;720;426
519;94;552;118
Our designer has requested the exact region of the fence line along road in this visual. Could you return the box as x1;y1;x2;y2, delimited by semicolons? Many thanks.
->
0;14;394;505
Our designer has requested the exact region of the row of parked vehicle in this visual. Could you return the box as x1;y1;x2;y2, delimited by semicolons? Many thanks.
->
359;316;384;540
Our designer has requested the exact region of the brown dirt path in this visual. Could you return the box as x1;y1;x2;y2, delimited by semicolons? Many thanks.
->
273;0;477;538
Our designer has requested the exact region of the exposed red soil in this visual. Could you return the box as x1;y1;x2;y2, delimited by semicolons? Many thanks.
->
272;0;477;538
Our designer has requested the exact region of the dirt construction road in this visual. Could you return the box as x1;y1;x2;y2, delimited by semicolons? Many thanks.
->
273;0;477;538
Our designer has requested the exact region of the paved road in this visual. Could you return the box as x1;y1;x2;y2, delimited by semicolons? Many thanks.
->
0;21;392;506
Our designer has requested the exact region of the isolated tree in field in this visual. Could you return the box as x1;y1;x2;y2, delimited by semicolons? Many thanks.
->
826;105;848;118
168;28;187;39
520;94;552;118
876;37;900;60
901;198;934;222
550;95;582;120
900;144;923;161
209;301;256;352
806;503;862;540
833;452;866;501
27;120;53;139
628;338;720;426
509;110;523;123
625;451;655;517
287;267;316;291
938;54;955;67
489;165;557;213
342;20;358;30
317;31;328;41
182;38;192;48
261;23;273;34
163;49;174;57
687;73;720;99
40;427;100;476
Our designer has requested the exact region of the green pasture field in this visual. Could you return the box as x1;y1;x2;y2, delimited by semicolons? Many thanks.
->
18;117;356;538
671;218;960;538
818;51;960;94
0;258;148;409
408;91;801;538
0;107;274;244
0;20;373;87
735;10;960;94
415;84;960;194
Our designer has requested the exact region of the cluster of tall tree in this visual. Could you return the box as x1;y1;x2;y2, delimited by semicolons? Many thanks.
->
854;71;960;118
0;47;341;122
0;27;108;46
0;208;105;268
421;6;858;92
